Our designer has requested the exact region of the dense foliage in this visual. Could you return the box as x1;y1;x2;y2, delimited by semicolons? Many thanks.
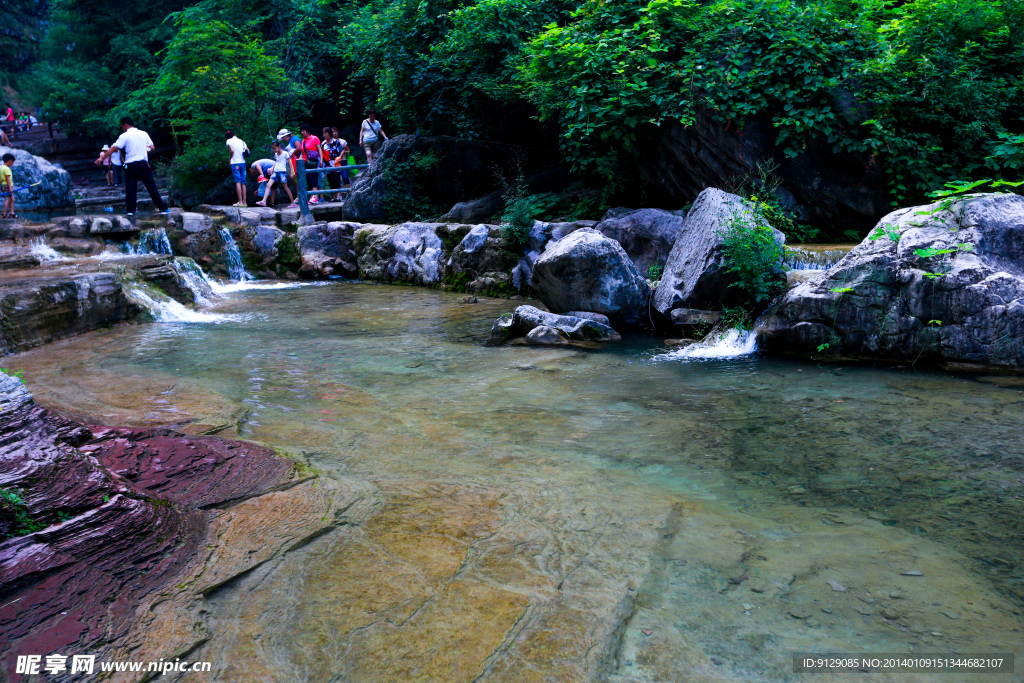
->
20;0;1024;218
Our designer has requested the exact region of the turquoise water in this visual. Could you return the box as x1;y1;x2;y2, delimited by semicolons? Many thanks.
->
12;282;1024;681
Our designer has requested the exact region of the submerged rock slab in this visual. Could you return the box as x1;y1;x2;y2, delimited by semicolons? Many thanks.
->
532;228;651;327
761;193;1024;369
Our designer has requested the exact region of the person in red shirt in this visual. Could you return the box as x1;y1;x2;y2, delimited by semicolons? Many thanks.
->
297;124;322;204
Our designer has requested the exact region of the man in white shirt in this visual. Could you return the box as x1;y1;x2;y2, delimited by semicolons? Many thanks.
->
95;116;169;216
225;130;249;207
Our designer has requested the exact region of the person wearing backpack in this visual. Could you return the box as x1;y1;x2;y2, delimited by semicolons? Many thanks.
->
225;130;250;207
359;110;388;164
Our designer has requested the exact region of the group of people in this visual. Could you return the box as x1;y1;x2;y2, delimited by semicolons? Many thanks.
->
230;110;388;208
1;106;38;140
89;110;390;217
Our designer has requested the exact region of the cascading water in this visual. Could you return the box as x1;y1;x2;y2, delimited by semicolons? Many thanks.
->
659;328;759;360
219;228;254;281
783;246;848;271
128;287;236;323
30;238;65;262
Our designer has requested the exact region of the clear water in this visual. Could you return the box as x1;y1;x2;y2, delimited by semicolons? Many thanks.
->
10;283;1024;681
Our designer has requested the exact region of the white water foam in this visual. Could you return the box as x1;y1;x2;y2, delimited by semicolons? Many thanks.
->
656;328;759;361
30;238;65;262
129;289;238;324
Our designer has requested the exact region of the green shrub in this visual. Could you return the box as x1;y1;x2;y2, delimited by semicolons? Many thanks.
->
718;211;787;307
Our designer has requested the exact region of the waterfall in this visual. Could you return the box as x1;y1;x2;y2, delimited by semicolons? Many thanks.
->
173;258;215;306
219;228;254;281
30;238;65;262
660;328;759;360
119;228;174;256
783;247;848;271
127;287;235;323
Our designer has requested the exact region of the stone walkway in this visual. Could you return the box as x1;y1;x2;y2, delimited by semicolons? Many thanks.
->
200;200;347;230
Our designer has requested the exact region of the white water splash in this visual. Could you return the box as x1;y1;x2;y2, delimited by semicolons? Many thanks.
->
129;288;237;324
657;329;759;361
30;238;65;262
122;228;174;255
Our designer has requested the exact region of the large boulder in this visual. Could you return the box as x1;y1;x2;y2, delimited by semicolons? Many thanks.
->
531;228;651;327
759;193;1024;369
653;188;785;316
0;146;74;210
355;222;446;285
297;222;359;279
594;208;686;274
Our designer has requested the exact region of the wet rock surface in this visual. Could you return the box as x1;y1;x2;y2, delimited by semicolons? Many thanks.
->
532;228;651;327
761;193;1024;369
653;188;785;316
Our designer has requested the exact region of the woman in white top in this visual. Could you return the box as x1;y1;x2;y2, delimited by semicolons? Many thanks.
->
359;110;388;164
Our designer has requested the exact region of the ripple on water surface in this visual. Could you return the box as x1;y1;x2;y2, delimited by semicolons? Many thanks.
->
9;282;1024;682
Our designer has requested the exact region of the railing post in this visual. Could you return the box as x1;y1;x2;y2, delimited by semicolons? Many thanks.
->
295;158;314;225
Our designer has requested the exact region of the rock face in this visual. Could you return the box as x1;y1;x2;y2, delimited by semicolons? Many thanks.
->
0;272;130;354
0;146;74;210
490;305;621;344
342;134;556;223
595;208;686;274
531;228;651;326
760;193;1024;369
355;222;446;285
443;224;517;294
653;188;785;316
638;110;889;235
297;221;359;279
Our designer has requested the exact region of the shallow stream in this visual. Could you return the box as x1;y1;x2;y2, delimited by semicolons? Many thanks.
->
11;283;1024;681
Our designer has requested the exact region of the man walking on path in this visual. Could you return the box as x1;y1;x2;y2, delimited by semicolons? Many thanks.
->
95;117;169;216
225;130;249;207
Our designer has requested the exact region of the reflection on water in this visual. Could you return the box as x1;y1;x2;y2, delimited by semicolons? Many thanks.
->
11;283;1024;681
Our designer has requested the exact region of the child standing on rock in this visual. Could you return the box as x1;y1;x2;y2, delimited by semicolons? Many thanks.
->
1;153;16;219
256;140;294;207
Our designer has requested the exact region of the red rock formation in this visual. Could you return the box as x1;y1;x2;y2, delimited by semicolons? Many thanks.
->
0;373;297;680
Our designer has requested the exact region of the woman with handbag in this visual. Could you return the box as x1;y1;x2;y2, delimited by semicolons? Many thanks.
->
359;110;388;164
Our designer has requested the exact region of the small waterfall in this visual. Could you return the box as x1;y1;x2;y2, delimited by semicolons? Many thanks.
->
128;287;234;323
30;238;65;262
120;228;173;255
173;258;215;306
783;247;848;271
659;329;759;360
219;228;254;281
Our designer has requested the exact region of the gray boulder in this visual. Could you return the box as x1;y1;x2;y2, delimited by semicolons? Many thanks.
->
355;222;446;285
653;188;785;316
181;212;214;233
595;208;686;274
443;224;516;293
759;193;1024;369
531;228;651;326
0;146;74;210
297;222;358;278
489;305;621;344
441;191;504;224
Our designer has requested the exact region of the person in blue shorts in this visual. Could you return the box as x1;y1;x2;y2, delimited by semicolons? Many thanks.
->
256;140;294;207
225;130;249;207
